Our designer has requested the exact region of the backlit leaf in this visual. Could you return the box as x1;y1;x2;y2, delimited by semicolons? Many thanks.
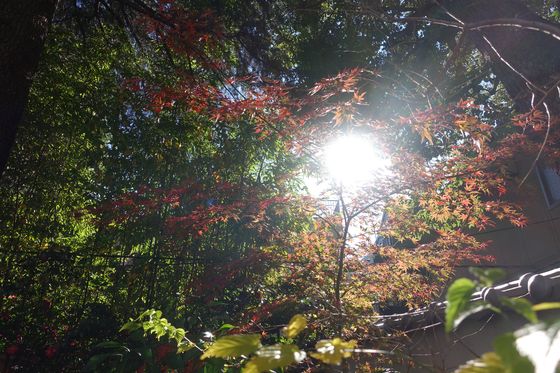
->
532;302;560;312
455;352;508;373
445;278;476;333
201;334;261;360
310;338;357;365
282;314;307;339
218;324;236;331
177;341;194;353
242;344;304;373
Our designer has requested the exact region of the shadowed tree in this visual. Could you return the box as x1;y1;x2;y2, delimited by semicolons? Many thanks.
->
0;0;58;177
442;0;560;112
2;0;560;177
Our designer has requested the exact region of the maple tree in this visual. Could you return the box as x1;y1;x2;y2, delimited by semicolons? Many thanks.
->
1;0;560;371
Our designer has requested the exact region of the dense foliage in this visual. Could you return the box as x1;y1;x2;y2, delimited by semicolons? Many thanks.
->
1;0;560;371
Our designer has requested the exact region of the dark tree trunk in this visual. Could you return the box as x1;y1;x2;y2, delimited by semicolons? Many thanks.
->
0;0;57;178
446;0;560;113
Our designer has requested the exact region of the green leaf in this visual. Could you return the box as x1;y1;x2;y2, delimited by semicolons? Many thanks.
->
242;344;304;373
177;341;194;353
452;302;501;331
310;338;357;365
493;333;514;356
120;321;141;332
500;298;537;324
532;302;560;312
142;321;152;332
174;328;186;344
510;359;535;373
470;268;506;287
218;324;236;331
282;314;307;339
494;333;534;373
201;334;261;360
154;325;166;340
493;333;521;363
445;278;476;333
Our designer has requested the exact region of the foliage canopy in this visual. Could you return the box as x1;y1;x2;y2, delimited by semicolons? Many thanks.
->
2;0;560;371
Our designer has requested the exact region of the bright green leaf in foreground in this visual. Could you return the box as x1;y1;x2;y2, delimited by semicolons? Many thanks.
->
445;278;476;333
242;344;305;373
493;333;534;373
282;314;307;339
310;338;357;365
201;334;261;360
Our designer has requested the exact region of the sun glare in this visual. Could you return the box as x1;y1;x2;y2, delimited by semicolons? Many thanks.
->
324;135;390;187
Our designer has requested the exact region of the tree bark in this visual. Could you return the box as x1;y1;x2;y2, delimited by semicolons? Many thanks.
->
445;0;560;113
0;0;57;178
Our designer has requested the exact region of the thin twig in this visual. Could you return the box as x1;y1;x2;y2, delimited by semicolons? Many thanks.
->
519;102;552;187
481;35;545;94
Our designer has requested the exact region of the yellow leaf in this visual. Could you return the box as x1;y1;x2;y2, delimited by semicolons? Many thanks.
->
334;108;344;125
282;314;307;339
201;334;261;360
421;127;434;145
455;352;504;373
455;119;468;130
242;344;305;373
177;341;193;353
310;338;357;365
533;302;560;312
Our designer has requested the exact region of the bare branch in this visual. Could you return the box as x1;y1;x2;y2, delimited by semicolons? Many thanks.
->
481;35;546;94
466;18;560;42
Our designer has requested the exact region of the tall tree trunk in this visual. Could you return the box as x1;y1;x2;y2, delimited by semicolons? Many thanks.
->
446;0;560;113
0;0;57;178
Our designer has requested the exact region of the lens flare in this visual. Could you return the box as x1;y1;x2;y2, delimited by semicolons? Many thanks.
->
324;135;390;187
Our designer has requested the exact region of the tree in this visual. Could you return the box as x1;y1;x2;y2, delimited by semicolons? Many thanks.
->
1;1;560;371
3;1;560;175
0;0;57;177
441;0;560;112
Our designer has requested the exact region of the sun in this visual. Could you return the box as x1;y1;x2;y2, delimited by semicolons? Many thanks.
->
323;135;390;187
